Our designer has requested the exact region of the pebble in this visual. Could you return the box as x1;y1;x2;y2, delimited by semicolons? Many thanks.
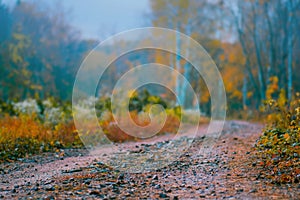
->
44;195;55;200
249;189;257;193
236;188;244;193
159;193;168;198
44;185;55;191
154;184;161;189
118;173;125;180
84;179;91;185
90;190;101;195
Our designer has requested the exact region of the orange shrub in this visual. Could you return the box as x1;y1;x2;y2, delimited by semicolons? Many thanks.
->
100;111;180;143
0;114;82;161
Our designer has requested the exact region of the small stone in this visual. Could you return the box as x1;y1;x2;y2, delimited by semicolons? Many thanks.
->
90;190;101;195
154;184;161;189
118;173;125;180
159;193;168;198
166;188;172;193
124;193;131;197
152;175;158;180
45;195;55;200
44;185;55;191
96;161;105;165
249;189;257;193
236;188;244;193
84;179;91;185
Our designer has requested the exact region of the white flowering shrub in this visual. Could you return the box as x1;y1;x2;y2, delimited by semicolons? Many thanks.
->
42;99;73;125
73;97;98;121
43;107;62;124
13;99;40;115
77;97;98;109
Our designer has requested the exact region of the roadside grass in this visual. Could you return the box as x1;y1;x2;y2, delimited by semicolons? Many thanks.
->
0;90;209;161
0;114;82;162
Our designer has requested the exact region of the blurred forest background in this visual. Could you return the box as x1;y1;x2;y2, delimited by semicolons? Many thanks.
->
0;0;300;116
1;0;300;184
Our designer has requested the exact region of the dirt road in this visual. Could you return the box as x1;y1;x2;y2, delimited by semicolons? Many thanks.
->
1;121;299;199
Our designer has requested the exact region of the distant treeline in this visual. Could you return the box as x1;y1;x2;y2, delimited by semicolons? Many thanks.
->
0;1;97;100
1;0;300;116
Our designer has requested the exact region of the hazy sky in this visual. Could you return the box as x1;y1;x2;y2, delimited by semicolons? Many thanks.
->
3;0;150;40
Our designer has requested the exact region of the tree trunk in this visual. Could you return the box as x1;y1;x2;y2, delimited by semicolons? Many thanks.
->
181;21;193;109
242;75;248;110
175;26;183;106
287;0;294;101
251;1;266;100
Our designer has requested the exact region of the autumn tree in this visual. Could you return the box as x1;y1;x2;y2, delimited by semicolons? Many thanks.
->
0;1;95;100
150;0;224;109
227;0;300;104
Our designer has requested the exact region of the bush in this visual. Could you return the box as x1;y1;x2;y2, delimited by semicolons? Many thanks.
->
0;90;182;159
99;90;181;142
0;114;82;162
256;90;300;183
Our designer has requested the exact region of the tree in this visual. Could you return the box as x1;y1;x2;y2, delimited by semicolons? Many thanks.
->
150;0;224;109
227;0;300;104
0;1;93;100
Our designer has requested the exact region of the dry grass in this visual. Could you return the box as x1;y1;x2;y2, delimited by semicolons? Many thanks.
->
0;114;82;161
100;111;181;142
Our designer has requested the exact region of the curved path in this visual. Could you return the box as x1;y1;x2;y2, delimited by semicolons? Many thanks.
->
1;121;299;199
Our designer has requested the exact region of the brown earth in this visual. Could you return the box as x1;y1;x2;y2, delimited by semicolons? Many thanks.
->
1;121;299;199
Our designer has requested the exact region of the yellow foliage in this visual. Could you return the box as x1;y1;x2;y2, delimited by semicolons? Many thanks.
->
257;92;300;183
0;114;82;161
266;76;279;100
